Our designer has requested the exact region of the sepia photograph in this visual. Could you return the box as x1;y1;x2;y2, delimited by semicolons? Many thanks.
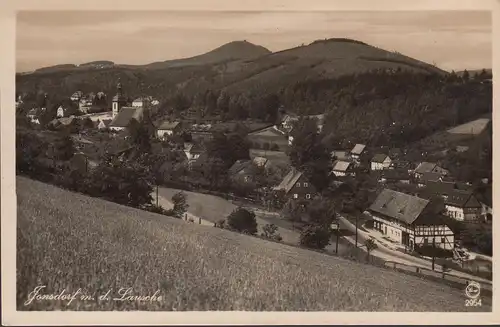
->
3;1;497;323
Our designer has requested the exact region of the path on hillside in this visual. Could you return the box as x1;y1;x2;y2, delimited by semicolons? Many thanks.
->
153;192;214;226
338;215;492;285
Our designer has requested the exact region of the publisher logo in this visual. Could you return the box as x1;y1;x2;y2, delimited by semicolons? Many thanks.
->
465;281;481;299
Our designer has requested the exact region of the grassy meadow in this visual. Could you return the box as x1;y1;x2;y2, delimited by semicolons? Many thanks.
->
16;177;489;311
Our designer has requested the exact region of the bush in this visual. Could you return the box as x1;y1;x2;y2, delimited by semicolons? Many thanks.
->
270;143;280;151
226;207;258;235
299;224;331;250
144;204;170;216
262;142;270;150
169;191;188;218
261;223;283;242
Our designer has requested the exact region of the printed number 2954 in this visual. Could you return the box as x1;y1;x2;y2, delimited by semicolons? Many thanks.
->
465;299;482;307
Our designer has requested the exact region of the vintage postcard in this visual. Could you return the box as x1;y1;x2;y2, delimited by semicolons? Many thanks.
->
1;0;498;325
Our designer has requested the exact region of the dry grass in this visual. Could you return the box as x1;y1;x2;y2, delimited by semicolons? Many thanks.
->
17;177;489;311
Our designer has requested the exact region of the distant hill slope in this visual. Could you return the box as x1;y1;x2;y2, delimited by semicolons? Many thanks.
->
17;176;486;311
18;38;446;97
138;40;272;70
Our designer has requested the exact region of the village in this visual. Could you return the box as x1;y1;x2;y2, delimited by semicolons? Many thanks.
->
16;78;493;286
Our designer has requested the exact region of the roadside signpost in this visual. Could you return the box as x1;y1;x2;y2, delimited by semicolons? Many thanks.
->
331;221;340;254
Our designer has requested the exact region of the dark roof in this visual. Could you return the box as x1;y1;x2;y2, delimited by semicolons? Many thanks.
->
109;107;142;128
414;162;437;174
229;159;252;175
158;121;180;130
424;181;457;196
369;189;430;225
445;190;481;208
371;153;389;163
273;168;303;194
381;169;410;180
420;172;442;183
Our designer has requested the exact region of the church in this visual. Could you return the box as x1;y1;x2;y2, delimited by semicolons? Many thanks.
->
108;81;146;132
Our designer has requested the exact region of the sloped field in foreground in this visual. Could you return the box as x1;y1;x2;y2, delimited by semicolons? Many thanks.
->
16;177;488;311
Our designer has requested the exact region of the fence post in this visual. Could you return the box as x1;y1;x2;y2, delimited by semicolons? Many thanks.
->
199;217;201;225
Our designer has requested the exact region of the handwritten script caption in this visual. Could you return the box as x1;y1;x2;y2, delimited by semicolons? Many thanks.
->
24;285;163;306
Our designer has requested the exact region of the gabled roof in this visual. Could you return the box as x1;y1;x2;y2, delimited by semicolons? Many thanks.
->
332;160;351;172
109;107;143;128
158;121;180;130
331;150;349;160
371;153;389;163
381;169;410;180
424;181;457;196
420;172;442;183
273;168;303;194
184;142;204;154
445;190;481;208
229;159;252;175
369;189;430;225
414;162;437;174
351;144;366;155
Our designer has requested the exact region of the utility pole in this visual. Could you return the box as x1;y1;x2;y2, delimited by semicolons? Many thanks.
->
336;219;340;254
156;184;159;207
432;224;436;271
355;213;359;248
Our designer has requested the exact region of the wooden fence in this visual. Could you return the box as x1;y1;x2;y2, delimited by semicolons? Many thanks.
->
384;261;492;292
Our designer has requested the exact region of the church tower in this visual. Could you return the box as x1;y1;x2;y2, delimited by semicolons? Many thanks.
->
112;80;127;118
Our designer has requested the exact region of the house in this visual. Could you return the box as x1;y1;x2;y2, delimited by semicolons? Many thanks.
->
370;154;392;171
81;111;113;122
97;119;112;130
281;114;299;132
247;125;289;151
132;97;151;108
109;107;144;132
422;181;458;200
477;188;492;222
443;190;482;223
228;159;254;183
157;121;181;139
417;172;443;187
414;162;449;179
189;123;214;141
70;91;83;101
379;169;410;184
331;160;355;177
368;189;455;251
350;143;366;161
26;107;45;124
183;142;204;168
273;168;315;201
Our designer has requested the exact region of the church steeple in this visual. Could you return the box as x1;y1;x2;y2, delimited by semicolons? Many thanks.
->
112;79;126;118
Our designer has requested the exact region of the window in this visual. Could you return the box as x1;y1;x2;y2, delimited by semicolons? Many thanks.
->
296;183;301;187
293;194;298;199
306;194;311;199
304;182;308;187
441;237;445;244
423;238;428;245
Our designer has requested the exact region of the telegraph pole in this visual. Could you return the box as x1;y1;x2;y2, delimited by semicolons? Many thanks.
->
336;220;340;254
355;214;359;248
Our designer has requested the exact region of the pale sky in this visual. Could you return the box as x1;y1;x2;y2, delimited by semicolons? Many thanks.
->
16;10;491;72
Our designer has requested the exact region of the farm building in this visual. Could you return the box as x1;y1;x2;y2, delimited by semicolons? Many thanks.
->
414;162;449;179
350;144;366;161
442;190;482;223
368;189;455;251
247;126;289;151
378;169;410;184
273;168;315;201
332;160;355;177
370;154;392;171
157;121;181;139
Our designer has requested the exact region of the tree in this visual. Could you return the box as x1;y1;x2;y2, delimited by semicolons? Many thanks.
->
51;133;75;162
261;223;282;242
299;224;331;250
226;207;258;235
288;117;331;192
364;238;378;262
462;69;470;82
87;156;154;208
206;132;250;168
168;191;188;218
127;118;152;153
